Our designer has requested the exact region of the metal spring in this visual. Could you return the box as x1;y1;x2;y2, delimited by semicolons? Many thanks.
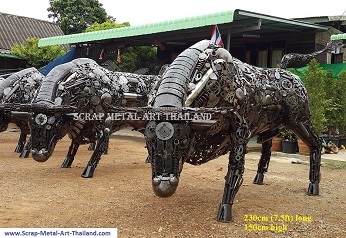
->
195;58;206;72
192;57;208;81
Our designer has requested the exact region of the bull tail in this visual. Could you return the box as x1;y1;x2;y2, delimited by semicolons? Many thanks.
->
279;40;344;69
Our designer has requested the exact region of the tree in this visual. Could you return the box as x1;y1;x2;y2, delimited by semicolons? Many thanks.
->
10;37;66;68
326;71;346;136
324;70;341;137
303;59;327;135
85;19;130;32
48;0;109;34
118;46;157;74
85;21;158;74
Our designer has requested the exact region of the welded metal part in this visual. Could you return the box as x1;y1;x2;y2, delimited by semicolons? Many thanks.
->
155;122;174;140
145;40;324;222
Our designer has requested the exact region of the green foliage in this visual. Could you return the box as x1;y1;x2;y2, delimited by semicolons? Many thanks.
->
48;0;109;34
85;20;130;32
303;59;327;135
302;59;346;137
117;46;157;74
335;71;346;135
10;37;66;68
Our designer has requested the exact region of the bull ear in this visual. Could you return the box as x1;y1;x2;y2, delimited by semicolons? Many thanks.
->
9;111;30;121
0;103;77;114
30;103;77;114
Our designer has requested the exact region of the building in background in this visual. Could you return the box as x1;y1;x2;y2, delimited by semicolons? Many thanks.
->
38;9;346;72
0;13;64;75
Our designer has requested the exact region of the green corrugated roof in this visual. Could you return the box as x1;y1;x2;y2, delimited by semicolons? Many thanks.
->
38;10;235;47
331;33;346;40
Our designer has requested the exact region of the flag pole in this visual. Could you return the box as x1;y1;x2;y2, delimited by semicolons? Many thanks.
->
226;25;231;52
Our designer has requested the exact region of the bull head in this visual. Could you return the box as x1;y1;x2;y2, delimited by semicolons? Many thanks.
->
145;121;191;197
29;112;73;162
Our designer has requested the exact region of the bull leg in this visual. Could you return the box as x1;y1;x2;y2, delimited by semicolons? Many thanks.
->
61;140;80;168
15;132;27;153
88;142;96;151
290;122;321;195
253;139;272;185
82;128;110;178
89;140;109;154
19;136;31;158
145;141;153;163
217;125;250;222
103;137;109;155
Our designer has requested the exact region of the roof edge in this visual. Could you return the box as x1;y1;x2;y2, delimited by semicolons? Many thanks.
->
38;9;236;47
235;10;329;30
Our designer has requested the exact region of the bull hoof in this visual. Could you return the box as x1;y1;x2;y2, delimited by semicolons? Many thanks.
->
307;182;319;196
216;203;232;222
82;165;94;178
253;173;264;185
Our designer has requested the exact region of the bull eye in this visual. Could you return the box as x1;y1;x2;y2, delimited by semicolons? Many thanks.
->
35;113;48;125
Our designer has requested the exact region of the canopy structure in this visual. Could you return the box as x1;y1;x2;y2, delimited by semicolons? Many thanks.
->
290;63;346;79
38;9;328;50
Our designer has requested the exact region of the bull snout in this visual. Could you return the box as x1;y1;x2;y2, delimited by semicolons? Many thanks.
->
32;148;50;162
152;175;179;197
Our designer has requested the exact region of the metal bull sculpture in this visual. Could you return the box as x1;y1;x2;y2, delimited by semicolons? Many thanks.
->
8;58;160;178
0;68;44;157
143;39;334;222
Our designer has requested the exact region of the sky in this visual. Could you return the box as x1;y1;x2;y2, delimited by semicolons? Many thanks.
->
1;0;345;26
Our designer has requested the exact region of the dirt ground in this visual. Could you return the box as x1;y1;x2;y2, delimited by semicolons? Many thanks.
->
0;126;345;238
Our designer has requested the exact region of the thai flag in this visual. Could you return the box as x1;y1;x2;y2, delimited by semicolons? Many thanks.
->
210;25;223;47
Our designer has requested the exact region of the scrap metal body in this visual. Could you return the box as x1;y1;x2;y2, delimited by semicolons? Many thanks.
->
144;40;323;222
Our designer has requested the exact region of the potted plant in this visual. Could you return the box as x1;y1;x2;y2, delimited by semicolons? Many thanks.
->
271;136;283;152
279;128;298;154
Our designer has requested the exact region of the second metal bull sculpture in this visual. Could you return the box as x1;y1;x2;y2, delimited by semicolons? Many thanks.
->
6;58;160;178
0;68;44;157
144;40;328;222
